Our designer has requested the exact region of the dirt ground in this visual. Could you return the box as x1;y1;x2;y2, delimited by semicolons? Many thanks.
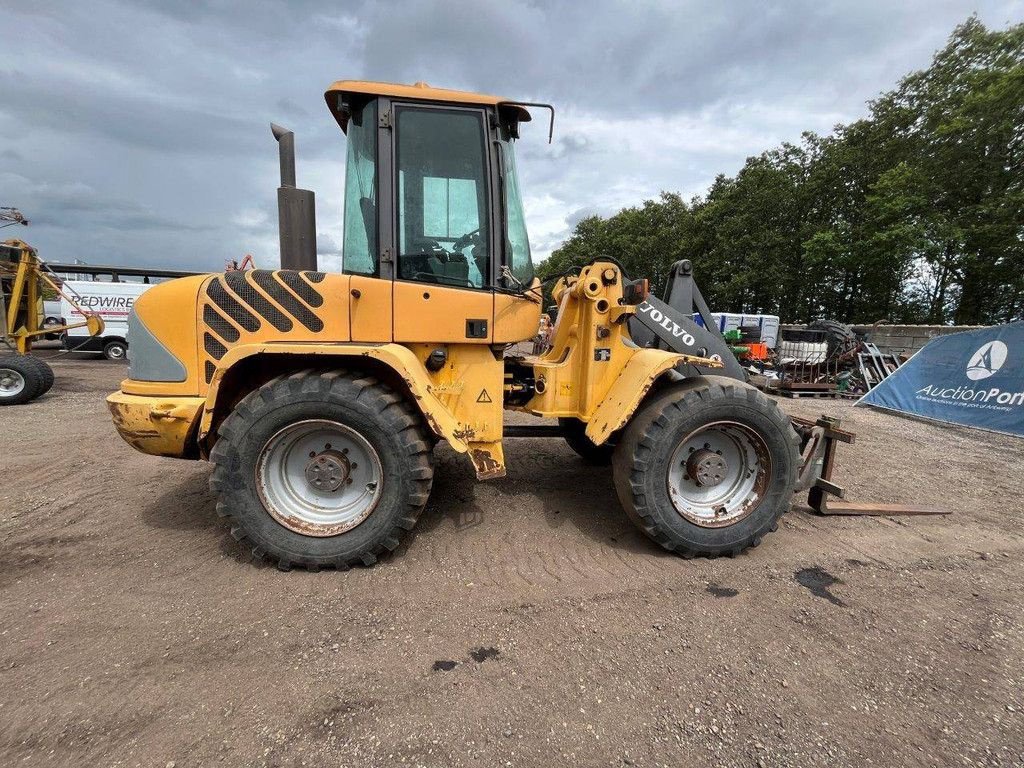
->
1;356;1022;768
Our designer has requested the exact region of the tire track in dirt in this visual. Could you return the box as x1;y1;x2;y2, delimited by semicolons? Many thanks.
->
5;362;1024;767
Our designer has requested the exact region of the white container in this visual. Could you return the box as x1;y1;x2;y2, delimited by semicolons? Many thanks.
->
776;340;827;364
693;312;781;348
750;315;780;348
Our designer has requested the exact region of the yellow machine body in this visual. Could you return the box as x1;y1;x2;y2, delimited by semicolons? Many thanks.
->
103;81;815;570
108;79;721;478
108;262;717;478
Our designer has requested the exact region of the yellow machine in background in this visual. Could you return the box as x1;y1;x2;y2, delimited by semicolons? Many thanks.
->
1;237;104;405
108;81;800;570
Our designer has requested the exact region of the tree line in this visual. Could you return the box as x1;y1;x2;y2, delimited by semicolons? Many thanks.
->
540;18;1023;325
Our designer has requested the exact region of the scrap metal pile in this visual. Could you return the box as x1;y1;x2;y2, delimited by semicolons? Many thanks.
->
743;320;904;399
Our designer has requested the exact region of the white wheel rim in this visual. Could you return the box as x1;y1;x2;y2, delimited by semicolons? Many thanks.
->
256;419;383;537
0;368;26;397
108;345;126;359
666;420;771;528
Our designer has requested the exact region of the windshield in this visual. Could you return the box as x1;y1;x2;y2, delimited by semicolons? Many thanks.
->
499;133;534;285
341;100;378;276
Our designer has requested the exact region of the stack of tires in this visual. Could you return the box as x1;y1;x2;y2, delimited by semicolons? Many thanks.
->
807;319;859;359
0;355;55;405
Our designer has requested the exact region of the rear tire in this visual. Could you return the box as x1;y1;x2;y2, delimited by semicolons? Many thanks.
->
0;355;44;406
209;371;435;570
612;376;798;558
559;417;614;465
103;339;128;361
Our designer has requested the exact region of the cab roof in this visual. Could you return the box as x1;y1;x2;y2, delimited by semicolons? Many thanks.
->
324;79;531;132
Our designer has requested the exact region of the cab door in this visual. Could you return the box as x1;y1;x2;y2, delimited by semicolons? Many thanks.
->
390;104;495;343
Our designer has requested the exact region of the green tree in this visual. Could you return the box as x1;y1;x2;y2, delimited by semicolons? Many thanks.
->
541;17;1024;326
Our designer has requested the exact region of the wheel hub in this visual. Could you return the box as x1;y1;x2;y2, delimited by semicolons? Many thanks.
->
0;369;25;395
304;450;350;492
667;421;771;528
256;419;383;537
687;448;728;488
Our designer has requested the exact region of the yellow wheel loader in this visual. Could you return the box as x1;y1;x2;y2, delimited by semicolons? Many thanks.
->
107;80;815;570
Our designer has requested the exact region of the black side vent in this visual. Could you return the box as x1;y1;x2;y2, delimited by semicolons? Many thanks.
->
224;272;293;333
278;271;324;307
203;305;240;343
251;271;323;332
204;332;228;360
207;279;261;333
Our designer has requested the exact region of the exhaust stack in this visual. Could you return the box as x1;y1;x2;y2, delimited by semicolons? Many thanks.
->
271;123;317;271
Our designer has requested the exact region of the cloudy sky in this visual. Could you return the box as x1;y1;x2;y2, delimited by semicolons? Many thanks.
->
2;1;1021;273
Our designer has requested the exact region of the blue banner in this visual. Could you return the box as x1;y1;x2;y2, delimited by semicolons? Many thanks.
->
857;322;1024;438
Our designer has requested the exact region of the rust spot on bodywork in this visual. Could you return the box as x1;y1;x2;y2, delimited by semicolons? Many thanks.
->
453;427;477;442
422;410;443;437
470;448;505;480
267;513;361;538
403;379;425;402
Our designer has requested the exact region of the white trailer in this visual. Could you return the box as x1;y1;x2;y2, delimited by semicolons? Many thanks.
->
60;280;153;360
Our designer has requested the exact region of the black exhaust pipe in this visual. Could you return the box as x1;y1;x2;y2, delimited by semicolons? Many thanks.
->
271;123;317;271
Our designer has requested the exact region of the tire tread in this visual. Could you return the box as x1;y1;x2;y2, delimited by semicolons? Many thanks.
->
209;370;434;571
613;376;798;559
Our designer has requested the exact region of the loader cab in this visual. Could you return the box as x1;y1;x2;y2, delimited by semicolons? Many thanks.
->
325;81;540;344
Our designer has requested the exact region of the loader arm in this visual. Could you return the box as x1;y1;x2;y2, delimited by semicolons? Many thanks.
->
627;259;746;381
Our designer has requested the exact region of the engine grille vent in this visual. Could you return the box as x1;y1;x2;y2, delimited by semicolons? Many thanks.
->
201;270;328;383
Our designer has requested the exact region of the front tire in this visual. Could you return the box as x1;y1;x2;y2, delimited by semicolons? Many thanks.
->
209;371;434;570
613;377;798;558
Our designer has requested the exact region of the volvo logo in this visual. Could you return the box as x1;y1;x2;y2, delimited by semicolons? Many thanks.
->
966;340;1007;381
635;302;696;347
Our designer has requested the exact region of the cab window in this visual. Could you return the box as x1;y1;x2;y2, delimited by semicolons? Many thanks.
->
499;132;535;285
395;107;489;288
341;100;378;276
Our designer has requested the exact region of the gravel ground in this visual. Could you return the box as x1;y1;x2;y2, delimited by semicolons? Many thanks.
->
1;357;1022;767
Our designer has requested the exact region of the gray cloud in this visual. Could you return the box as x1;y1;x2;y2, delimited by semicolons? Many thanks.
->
2;0;1020;272
316;232;340;255
566;205;618;229
2;173;213;232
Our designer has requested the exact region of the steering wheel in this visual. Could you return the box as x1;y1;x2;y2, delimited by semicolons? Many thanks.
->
452;227;483;252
